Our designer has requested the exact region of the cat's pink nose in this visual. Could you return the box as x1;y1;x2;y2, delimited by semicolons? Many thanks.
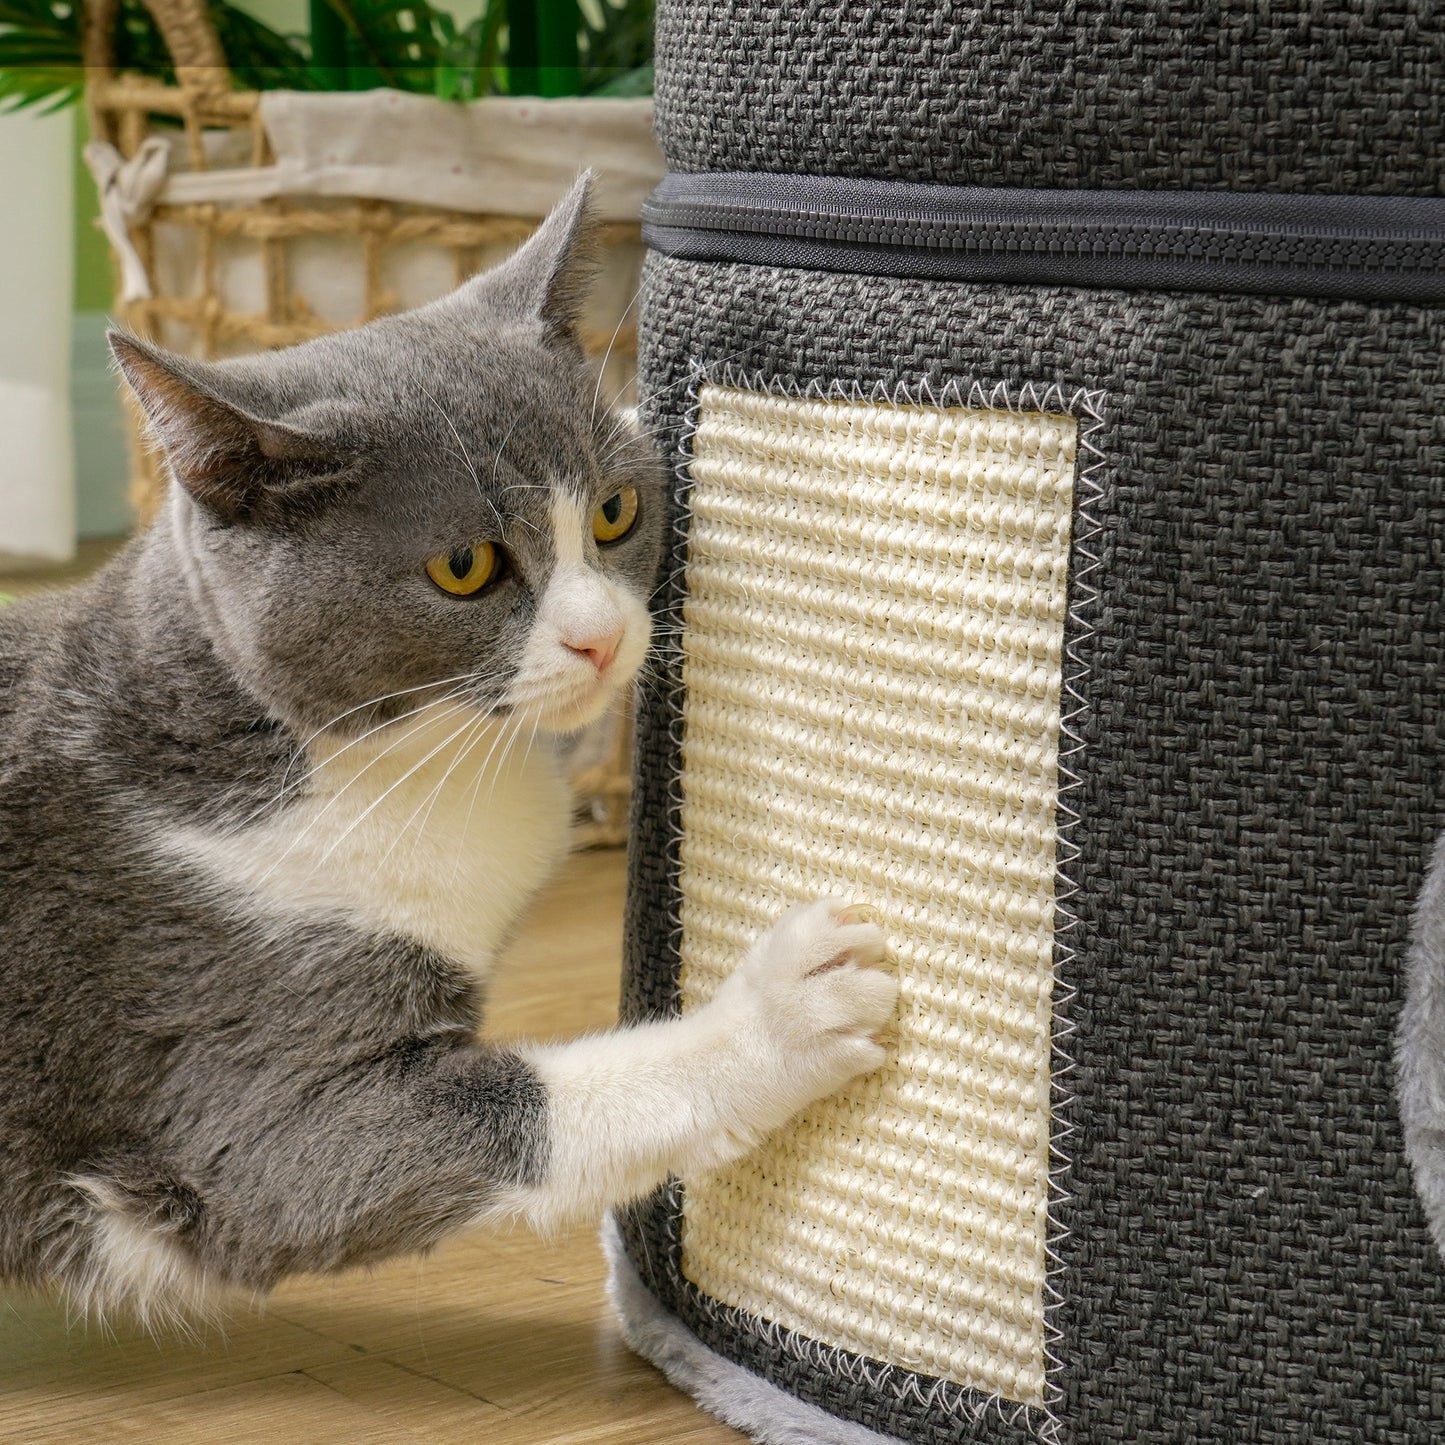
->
565;629;622;673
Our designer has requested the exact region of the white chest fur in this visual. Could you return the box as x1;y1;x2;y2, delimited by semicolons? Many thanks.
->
158;703;572;977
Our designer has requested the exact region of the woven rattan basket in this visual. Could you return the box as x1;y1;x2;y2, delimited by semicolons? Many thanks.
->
83;1;653;845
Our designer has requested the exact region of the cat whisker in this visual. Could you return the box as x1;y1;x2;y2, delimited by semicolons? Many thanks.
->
598;337;772;448
452;711;529;886
471;719;527;822
247;695;477;888
590;282;642;428
594;408;692;476
423;385;509;535
631;682;673;724
490;408;533;493
595;390;668;439
480;701;542;819
244;673;481;832
226;719;471;924
246;701;473;887
598;410;664;448
596;370;681;435
384;707;495;878
444;704;546;893
422;386;478;486
593;403;659;457
243;712;432;836
288;671;479;769
312;701;490;872
595;431;662;476
519;710;543;787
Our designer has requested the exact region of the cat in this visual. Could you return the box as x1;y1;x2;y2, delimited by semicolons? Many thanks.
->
0;175;898;1326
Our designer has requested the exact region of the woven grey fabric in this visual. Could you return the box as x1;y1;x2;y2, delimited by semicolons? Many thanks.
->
653;1;1443;195
618;251;1445;1442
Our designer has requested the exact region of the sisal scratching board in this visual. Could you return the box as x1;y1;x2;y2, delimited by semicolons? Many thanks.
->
674;384;1076;1409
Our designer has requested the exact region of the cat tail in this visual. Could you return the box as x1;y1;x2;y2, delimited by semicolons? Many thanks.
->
61;1168;229;1334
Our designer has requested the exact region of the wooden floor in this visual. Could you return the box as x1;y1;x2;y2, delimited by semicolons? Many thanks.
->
0;537;130;601
0;848;745;1444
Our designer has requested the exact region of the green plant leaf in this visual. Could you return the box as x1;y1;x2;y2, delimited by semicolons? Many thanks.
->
439;0;506;100
0;0;81;108
587;58;650;96
0;0;650;114
317;0;449;92
577;0;652;95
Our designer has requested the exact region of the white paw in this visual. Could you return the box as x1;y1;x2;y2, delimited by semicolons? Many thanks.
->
723;897;899;1114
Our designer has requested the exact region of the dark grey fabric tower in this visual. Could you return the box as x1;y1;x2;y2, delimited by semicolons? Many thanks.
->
606;5;1445;1442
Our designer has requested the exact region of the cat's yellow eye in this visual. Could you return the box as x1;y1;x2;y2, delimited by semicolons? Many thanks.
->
592;488;639;544
425;542;498;596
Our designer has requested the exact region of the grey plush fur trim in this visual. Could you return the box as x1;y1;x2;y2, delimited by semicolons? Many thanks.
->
1398;833;1445;1260
602;1213;898;1445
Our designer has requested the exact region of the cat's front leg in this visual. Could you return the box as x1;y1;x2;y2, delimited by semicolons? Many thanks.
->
508;900;897;1230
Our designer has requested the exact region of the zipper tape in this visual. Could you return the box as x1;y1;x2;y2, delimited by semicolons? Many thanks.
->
641;171;1445;302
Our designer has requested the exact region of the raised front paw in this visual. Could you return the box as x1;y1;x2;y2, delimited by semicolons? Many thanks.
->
734;897;899;1100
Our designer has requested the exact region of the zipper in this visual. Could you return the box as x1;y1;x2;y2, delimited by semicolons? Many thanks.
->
641;172;1445;301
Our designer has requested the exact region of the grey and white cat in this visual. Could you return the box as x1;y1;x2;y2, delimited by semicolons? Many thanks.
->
0;177;897;1324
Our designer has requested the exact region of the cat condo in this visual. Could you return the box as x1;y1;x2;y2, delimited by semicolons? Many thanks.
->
607;2;1445;1441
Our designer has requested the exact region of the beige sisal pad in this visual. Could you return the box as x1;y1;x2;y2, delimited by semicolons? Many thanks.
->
676;383;1077;1408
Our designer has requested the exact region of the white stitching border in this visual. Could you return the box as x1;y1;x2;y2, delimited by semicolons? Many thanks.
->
648;361;1108;1445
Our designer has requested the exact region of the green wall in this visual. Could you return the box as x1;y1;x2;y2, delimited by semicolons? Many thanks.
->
72;107;130;538
73;111;113;312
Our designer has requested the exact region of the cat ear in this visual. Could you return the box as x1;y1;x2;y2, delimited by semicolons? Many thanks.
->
451;171;599;351
110;333;345;523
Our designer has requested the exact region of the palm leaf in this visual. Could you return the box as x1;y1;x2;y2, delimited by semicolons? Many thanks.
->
0;64;81;111
0;0;312;106
587;58;650;96
210;6;312;91
317;0;447;92
577;0;652;95
433;0;505;101
0;0;83;111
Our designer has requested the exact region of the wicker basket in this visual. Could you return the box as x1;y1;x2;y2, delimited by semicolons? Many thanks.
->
82;0;652;847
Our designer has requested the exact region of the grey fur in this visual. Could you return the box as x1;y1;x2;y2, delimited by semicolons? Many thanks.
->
1398;832;1445;1261
0;176;664;1313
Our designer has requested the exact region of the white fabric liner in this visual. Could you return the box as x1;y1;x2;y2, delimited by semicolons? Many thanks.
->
103;92;660;220
84;91;661;370
603;1214;899;1445
249;92;660;219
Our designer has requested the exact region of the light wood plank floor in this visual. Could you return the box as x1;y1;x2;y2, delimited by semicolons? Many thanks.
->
1;848;745;1444
0;537;130;601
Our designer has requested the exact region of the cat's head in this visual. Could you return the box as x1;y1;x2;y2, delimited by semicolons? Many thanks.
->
111;175;663;740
